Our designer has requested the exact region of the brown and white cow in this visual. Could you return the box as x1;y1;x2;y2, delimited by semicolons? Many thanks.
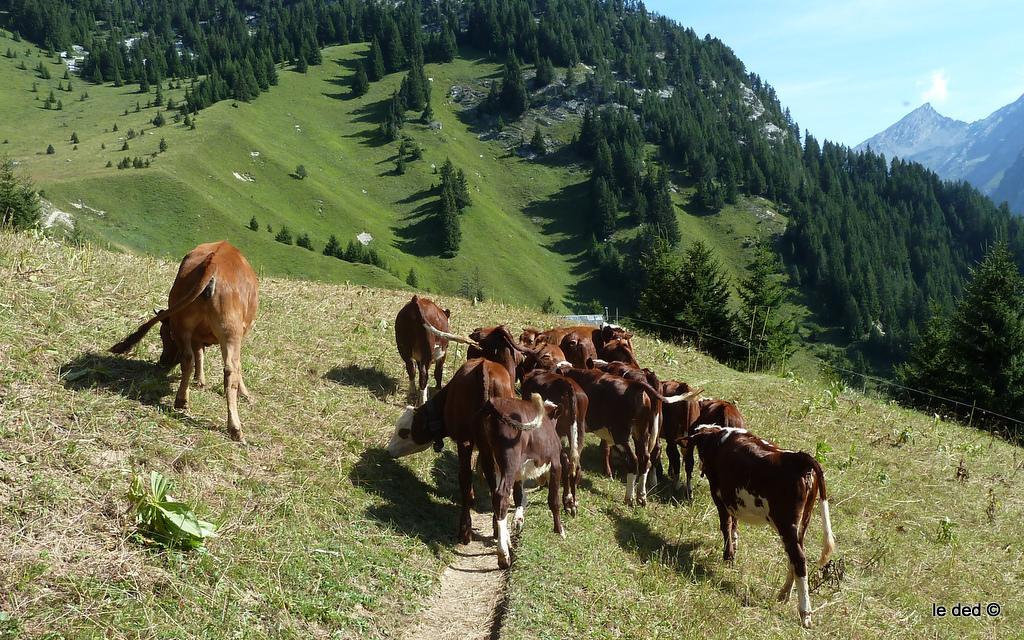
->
387;357;514;544
678;398;746;498
518;342;569;378
527;323;638;367
682;424;836;628
655;380;700;492
110;241;258;443
479;393;566;568
587;358;666;485
521;369;588;515
395;295;451;406
555;364;698;506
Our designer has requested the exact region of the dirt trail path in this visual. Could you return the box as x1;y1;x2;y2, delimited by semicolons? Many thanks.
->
402;511;508;640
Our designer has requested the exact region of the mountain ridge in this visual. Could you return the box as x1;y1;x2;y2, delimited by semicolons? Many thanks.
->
857;94;1024;212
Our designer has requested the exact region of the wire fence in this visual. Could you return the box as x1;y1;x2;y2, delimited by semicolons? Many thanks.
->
617;314;1024;429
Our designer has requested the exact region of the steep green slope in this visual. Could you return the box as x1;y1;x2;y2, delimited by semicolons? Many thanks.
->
0;31;787;313
2;230;1020;639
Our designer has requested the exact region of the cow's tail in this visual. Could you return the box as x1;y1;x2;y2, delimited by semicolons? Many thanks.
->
109;254;217;354
811;457;836;566
639;380;702;405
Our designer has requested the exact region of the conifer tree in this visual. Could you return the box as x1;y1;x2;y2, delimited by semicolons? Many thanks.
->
591;175;617;239
735;246;795;371
531;127;546;155
439;180;461;256
323;234;341;257
248;216;259;231
351;63;369;97
367;38;385;81
499;52;528;118
406;268;419;287
0;157;41;229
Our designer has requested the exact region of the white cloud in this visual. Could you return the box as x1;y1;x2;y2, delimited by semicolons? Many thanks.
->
920;70;949;103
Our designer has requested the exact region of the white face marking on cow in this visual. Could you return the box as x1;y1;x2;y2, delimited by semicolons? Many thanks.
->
730;487;772;525
624;473;636;506
387;407;432;458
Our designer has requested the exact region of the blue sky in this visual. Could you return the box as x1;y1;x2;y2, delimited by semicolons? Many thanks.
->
644;0;1024;146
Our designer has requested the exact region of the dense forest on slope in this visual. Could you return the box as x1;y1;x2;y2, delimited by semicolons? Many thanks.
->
4;0;1023;372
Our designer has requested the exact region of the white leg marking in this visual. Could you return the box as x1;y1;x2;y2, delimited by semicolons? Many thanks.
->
496;516;511;567
797;575;812;628
637;470;649;503
513;506;525;533
624;473;636;506
420;387;428;405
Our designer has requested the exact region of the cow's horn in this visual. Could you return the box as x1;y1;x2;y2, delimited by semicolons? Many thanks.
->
422;322;480;347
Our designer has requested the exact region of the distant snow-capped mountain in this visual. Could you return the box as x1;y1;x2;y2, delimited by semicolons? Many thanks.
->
856;95;1024;213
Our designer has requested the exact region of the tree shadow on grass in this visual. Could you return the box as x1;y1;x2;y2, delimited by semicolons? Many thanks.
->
350;447;460;555
607;509;714;582
324;364;400;401
60;351;173;407
392;200;443;257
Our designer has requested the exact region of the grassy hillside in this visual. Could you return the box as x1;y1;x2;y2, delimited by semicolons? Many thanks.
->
1;230;1021;639
0;31;788;314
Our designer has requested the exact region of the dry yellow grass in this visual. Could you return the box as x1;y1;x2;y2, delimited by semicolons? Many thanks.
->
1;230;1021;639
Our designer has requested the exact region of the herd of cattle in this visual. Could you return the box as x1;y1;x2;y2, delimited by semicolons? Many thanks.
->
109;241;835;628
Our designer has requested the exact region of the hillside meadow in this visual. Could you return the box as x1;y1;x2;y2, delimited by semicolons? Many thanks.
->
1;230;1021;639
0;31;789;316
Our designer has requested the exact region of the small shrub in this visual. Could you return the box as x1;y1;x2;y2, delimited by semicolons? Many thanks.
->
248;216;259;231
296;232;313;250
294;164;307;180
46;144;55;154
275;226;293;244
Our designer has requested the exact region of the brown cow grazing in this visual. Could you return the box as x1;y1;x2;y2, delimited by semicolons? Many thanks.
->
588;358;666;485
682;424;836;628
521;370;589;515
479;393;566;568
679;398;746;499
387;357;515;544
518;342;569;378
555;363;698;506
110;241;258;443
531;323;638;366
655;380;700;491
395;295;451;406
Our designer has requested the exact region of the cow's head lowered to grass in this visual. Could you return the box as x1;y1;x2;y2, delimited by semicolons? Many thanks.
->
387;400;446;457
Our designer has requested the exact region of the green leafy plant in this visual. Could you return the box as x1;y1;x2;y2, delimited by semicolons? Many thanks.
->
128;471;217;551
814;440;833;464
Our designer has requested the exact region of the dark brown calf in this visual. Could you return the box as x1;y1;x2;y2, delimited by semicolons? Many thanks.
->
394;295;451;406
555;364;697;506
479;393;566;568
387;358;515;544
110;241;258;443
684;424;836;628
521;370;588;515
679;398;746;498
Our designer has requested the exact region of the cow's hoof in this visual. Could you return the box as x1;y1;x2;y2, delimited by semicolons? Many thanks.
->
800;613;812;629
637;496;647;507
228;428;246;444
777;588;792;603
173;398;187;410
557;526;566;540
497;554;510;570
457;529;472;546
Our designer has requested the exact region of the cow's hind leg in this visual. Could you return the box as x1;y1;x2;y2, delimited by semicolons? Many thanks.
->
404;358;417;404
716;502;736;561
548;460;565;539
193;345;206;388
618;440;639;507
174;329;195;411
512;480;526;533
456;442;475;545
682;442;696;500
779;523;812;628
492;461;517;569
433;356;445;393
221;336;246;443
418;362;429;406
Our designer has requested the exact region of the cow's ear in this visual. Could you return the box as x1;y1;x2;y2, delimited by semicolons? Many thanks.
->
443;308;451;318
